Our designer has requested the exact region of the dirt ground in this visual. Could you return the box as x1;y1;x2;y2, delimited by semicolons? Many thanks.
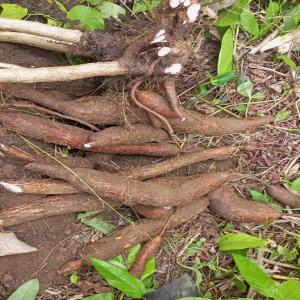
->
0;1;299;300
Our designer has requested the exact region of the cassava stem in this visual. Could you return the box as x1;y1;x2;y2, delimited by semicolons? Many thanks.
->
58;197;209;275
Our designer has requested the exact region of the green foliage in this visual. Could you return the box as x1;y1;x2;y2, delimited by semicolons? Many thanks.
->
215;0;250;27
276;280;300;300
127;244;142;267
289;177;300;192
237;80;253;98
77;210;116;234
89;257;146;298
280;4;300;33
218;233;267;251
249;189;271;204
95;1;125;19
185;238;206;255
7;278;39;300
81;293;115;300
67;5;105;31
176;298;211;300
0;3;28;19
275;108;291;122
260;1;280;34
277;245;298;263
276;54;297;68
133;0;160;13
211;70;235;86
232;252;279;297
217;28;233;75
70;271;78;284
240;5;259;36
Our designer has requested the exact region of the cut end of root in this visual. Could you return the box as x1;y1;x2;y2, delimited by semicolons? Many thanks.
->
187;3;201;23
158;47;171;57
84;143;92;149
164;63;182;75
0;181;22;193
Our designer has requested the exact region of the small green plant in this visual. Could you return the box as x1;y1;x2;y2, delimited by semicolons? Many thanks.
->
0;3;28;19
218;233;300;300
7;278;39;300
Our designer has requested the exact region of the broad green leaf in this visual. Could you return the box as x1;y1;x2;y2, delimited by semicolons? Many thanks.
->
290;177;300;192
141;256;156;280
218;233;267;251
67;5;104;31
217;28;233;75
237;80;253;98
276;54;297;68
215;0;250;27
89;257;146;298
77;210;116;234
266;1;280;20
249;189;270;204
233;276;247;292
97;1;125;19
70;271;78;284
133;0;160;13
275;108;291;122
232;252;278;297
127;244;142;266
241;6;259;36
228;298;254;300
281;4;300;34
276;280;300;300
107;255;127;270
54;0;67;13
7;278;39;300
82;293;115;300
211;70;235;86
0;4;28;19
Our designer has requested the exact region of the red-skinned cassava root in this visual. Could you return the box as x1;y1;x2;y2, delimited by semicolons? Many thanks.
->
58;197;209;275
208;187;281;223
267;185;300;208
136;91;274;135
130;146;237;180
0;194;119;228
0;112;177;156
25;162;234;207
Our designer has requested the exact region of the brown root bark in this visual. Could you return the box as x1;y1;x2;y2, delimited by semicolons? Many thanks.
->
136;91;274;135
25;162;233;207
0;193;118;228
0;179;78;195
267;185;300;208
133;204;174;219
58;197;209;275
0;141;39;162
208;187;281;223
130;146;236;180
84;124;169;149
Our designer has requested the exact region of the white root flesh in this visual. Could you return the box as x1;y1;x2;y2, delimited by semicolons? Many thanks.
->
0;232;37;256
0;17;82;43
0;62;23;69
0;61;129;83
0;31;74;54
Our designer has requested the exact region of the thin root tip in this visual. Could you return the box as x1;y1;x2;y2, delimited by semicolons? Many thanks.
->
84;143;92;148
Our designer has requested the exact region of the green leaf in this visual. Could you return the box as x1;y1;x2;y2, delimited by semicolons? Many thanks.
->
276;280;300;300
53;0;67;13
281;4;300;34
215;0;250;27
141;256;156;280
276;54;297;69
232;252;278;297
7;278;39;300
211;70;235;86
89;257;146;298
96;1;125;19
249;190;270;204
82;293;115;300
289;177;300;192
0;4;28;19
241;7;259;36
217;28;233;75
218;233;267;251
236;104;247;112
277;246;298;262
275;108;291;122
185;238;206;255
67;5;104;31
237;80;253;98
70;271;78;284
228;298;254;300
266;1;280;20
77;210;116;234
107;255;127;270
133;0;160;13
127;244;142;266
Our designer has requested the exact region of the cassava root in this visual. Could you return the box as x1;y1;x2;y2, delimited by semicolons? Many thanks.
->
208;187;281;223
58;197;209;275
267;185;300;208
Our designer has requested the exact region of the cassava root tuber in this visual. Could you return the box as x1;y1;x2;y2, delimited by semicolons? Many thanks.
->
58;197;209;275
267;185;300;208
208;187;281;223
